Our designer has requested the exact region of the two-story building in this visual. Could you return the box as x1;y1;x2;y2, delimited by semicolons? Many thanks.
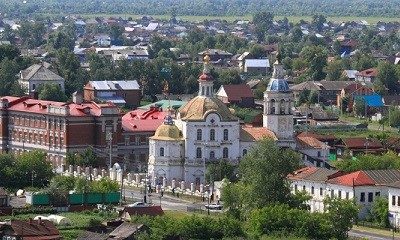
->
0;93;121;168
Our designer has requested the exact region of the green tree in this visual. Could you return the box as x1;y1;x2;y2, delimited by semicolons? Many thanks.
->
324;197;359;240
0;44;20;61
388;107;400;128
311;15;327;32
370;197;390;227
77;147;98;167
109;25;124;41
335;151;400;172
206;160;236;183
377;62;399;94
223;139;300;213
38;83;68;102
300;45;328;81
253;11;274;42
354;97;366;116
325;59;344;81
249;44;267;59
0;58;23;96
290;26;303;42
47;31;75;51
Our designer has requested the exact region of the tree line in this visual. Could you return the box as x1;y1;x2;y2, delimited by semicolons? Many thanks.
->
1;0;399;17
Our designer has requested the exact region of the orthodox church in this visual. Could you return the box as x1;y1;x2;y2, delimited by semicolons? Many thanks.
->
148;55;296;186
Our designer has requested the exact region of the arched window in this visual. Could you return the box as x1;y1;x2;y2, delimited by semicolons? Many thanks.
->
210;129;215;141
206;87;210;96
32;84;36;90
242;149;247;156
196;147;202;158
223;147;229;158
210;151;215;159
280;99;286;114
160;147;164;157
223;129;229;141
196;129;202;140
270;99;275;114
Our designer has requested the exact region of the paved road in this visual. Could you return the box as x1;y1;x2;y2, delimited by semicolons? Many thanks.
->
123;188;204;211
349;229;400;240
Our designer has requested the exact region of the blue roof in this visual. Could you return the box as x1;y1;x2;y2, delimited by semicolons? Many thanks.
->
355;94;384;107
266;78;290;92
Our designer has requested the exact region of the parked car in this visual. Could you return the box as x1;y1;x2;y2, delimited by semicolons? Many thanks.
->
205;203;223;210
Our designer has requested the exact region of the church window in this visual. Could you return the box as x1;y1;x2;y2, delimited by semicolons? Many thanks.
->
197;129;202;140
242;149;247;156
223;147;229;158
196;147;202;158
160;147;164;157
280;99;286;114
210;129;215;141
210;151;215;159
223;129;229;141
206;87;210;96
270;99;275;114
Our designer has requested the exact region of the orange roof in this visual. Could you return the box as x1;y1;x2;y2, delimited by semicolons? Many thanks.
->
327;171;375;186
297;136;328;149
288;166;318;180
240;126;277;141
122;108;168;133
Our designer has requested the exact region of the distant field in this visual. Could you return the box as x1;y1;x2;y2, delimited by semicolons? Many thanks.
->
43;13;400;24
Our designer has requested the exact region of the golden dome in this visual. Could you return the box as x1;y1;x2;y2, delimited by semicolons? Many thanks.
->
204;55;211;63
179;96;238;122
151;123;182;141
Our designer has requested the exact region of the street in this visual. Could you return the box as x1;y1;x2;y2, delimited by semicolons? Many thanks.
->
349;229;400;240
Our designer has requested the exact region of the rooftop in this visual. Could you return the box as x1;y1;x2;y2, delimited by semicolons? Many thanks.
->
122;107;168;132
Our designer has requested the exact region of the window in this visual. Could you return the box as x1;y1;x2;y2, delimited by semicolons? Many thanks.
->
270;99;275;114
159;147;164;157
196;147;202;158
393;196;396;206
346;192;349;200
375;192;380;197
280;99;285;114
223;147;228;158
330;190;334;198
368;192;373;202
196;129;202;141
32;84;36;90
397;196;400;207
294;184;298;192
210;129;215;141
360;192;365;202
320;188;323;196
311;186;314;195
209;151;215;159
242;149;247;156
338;190;342;199
302;185;306;191
223;129;229;141
317;151;321;157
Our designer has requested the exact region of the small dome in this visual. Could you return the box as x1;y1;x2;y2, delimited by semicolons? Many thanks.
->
266;78;290;92
151;123;182;141
179;96;238;121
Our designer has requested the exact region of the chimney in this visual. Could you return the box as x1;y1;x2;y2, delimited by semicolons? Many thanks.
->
73;91;83;104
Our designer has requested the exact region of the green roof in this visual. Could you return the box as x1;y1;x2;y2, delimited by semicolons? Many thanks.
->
139;100;187;111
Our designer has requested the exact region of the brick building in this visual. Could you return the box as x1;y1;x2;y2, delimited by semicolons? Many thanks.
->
119;106;168;172
84;80;141;108
0;95;121;167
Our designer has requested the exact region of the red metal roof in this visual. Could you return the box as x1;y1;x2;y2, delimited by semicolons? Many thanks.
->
342;137;383;149
122;107;168;133
1;96;118;117
356;68;378;77
2;219;60;239
327;171;376;186
199;73;213;81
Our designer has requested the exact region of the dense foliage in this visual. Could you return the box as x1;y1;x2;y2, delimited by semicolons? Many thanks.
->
335;151;400;172
0;150;54;190
1;0;400;17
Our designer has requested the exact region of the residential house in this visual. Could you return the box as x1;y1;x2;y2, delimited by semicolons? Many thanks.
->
354;93;384;115
296;135;332;168
291;80;353;105
0;219;60;240
334;137;385;156
198;49;233;62
382;95;400;108
289;167;400;219
355;68;378;83
108;222;146;239
19;63;65;94
337;82;374;112
342;70;359;81
84;80;141;108
98;48;150;61
120;206;164;220
216;84;255;108
243;59;270;75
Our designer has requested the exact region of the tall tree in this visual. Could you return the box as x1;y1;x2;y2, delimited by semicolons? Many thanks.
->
38;83;67;102
300;45;328;81
376;62;399;94
253;11;274;42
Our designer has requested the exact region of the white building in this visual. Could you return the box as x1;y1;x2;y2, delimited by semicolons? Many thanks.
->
19;63;65;94
289;167;400;219
388;181;400;227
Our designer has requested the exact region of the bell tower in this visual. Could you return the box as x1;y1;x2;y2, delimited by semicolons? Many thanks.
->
263;57;295;148
198;55;214;97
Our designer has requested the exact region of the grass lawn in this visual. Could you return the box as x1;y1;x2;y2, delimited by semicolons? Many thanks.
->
40;13;400;24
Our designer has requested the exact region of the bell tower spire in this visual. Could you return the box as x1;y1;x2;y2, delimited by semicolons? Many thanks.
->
198;55;214;97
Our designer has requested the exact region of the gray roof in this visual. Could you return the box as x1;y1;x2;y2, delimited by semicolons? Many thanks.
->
198;49;233;56
365;170;400;185
20;64;64;82
291;80;353;91
90;80;140;91
344;70;359;79
245;59;270;68
109;222;144;239
302;168;339;182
